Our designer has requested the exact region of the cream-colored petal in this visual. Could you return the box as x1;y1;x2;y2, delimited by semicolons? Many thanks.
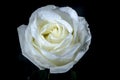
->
50;61;74;73
24;37;56;69
49;43;80;66
62;43;80;57
17;25;26;53
22;50;45;70
74;17;91;62
56;19;73;33
58;6;80;43
54;8;73;27
38;10;61;21
17;25;45;69
40;49;58;60
29;5;61;24
53;34;73;50
29;18;38;38
29;5;57;24
59;7;79;21
78;17;91;45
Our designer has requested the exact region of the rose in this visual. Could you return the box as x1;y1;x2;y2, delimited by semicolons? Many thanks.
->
17;5;91;73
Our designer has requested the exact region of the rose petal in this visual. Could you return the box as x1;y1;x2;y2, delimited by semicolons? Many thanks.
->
50;43;80;66
58;7;80;43
29;5;61;23
29;5;57;23
17;25;46;69
59;7;78;21
62;43;80;57
54;9;73;27
40;49;58;60
29;18;38;38
17;25;26;53
78;17;91;45
74;17;92;61
50;61;74;73
56;19;73;33
54;34;73;50
24;38;56;69
22;50;45;70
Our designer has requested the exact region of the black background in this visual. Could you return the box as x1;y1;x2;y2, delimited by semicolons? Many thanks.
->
2;0;117;80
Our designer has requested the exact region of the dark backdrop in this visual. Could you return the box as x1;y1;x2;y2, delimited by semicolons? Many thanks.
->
2;0;113;80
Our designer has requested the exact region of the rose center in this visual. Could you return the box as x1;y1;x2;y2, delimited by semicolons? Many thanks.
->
42;24;59;38
41;23;68;43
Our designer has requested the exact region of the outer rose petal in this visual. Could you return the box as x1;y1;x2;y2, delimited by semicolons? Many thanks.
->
58;7;80;42
59;7;79;21
17;25;45;70
50;61;74;73
74;17;92;62
29;5;60;24
17;25;26;53
29;5;57;24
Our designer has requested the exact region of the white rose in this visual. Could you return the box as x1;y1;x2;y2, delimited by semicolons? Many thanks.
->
17;5;91;73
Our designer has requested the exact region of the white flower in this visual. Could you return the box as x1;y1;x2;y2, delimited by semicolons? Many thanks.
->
17;5;91;73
